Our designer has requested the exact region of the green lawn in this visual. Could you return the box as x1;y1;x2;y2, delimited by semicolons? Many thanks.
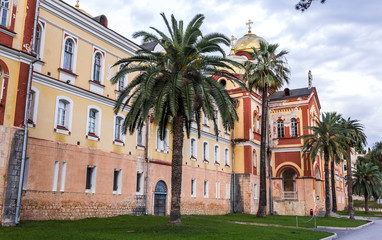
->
353;199;382;209
0;214;339;240
338;210;382;218
0;214;367;240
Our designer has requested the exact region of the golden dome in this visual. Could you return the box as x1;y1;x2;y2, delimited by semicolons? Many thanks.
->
232;33;267;53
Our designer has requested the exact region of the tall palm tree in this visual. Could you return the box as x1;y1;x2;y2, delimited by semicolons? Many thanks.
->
243;41;290;217
299;112;348;216
111;13;240;225
372;142;382;171
353;161;382;213
340;117;367;218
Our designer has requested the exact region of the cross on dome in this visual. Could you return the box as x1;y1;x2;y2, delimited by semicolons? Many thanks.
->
246;19;253;34
230;35;237;47
75;0;80;9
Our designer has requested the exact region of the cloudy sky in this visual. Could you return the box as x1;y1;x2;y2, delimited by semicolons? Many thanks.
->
68;0;382;149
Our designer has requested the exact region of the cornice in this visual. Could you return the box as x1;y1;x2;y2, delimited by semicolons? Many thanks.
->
0;44;36;64
40;0;141;56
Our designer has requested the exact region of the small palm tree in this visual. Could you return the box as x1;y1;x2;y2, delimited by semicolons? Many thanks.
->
299;112;348;216
352;161;382;213
243;41;290;217
340;117;367;218
112;13;240;225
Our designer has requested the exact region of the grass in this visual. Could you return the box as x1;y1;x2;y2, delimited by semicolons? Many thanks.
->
338;210;382;218
0;214;339;240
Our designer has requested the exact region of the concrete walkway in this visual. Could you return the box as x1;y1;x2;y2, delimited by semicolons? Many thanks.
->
317;218;381;239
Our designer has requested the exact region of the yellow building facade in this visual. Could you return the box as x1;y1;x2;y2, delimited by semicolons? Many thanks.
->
0;0;347;225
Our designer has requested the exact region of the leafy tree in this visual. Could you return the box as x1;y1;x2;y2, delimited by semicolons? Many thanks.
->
299;112;348;216
296;0;327;12
340;117;367;218
243;41;290;217
352;161;382;213
372;142;382;171
112;13;240;225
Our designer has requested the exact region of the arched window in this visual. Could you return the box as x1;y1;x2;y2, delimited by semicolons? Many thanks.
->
63;39;74;71
54;96;73;135
88;109;98;134
253;113;257;132
291;118;298;137
93;52;102;82
277;119;284;138
86;105;102;140
253;150;257;168
0;0;10;27
282;168;297;200
190;138;196;158
214;145;220;164
156;127;169;153
219;79;226;89
114;116;123;141
117;65;125;91
57;100;68;127
203;141;209;162
34;25;42;54
224;148;229;166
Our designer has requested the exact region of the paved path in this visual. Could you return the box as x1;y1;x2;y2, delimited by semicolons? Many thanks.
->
319;218;382;239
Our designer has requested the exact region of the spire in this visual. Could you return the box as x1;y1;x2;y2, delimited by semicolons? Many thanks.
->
308;70;313;89
229;35;237;55
75;0;80;9
246;19;253;34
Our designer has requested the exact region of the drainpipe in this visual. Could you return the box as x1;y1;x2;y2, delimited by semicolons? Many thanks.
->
144;119;150;215
15;0;40;225
231;128;235;213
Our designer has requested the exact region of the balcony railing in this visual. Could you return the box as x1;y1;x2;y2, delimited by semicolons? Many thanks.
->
282;191;297;200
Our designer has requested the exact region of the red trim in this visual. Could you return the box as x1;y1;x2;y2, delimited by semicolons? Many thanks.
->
113;139;125;146
214;161;220;166
0;59;9;125
58;68;78;76
89;80;105;87
150;159;172;166
56;125;68;130
203;159;209;164
276;165;300;178
22;0;39;54
243;97;251;139
14;63;30;127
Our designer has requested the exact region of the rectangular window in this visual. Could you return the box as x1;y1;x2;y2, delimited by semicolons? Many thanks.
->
136;172;143;194
114;117;122;140
191;179;196;197
52;161;59;191
22;158;30;190
0;0;10;27
254;184;258;200
88;110;96;134
204;180;209;198
216;181;220;199
226;183;230;199
86;166;96;193
60;162;67;192
137;128;143;146
113;169;122;194
27;91;35;122
57;101;67;127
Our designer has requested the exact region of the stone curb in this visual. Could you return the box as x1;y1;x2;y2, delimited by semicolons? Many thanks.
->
316;220;373;230
320;232;337;240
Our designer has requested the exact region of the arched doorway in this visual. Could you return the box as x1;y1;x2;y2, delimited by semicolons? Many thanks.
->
282;168;297;200
154;181;167;216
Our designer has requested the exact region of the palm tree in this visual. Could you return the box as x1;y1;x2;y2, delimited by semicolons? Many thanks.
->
340;117;367;218
111;13;240;225
243;41;290;217
372;142;382;171
299;112;348;216
352;161;382;213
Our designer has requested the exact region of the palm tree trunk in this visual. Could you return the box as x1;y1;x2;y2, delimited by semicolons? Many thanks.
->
331;160;337;212
324;151;331;217
168;113;185;225
364;191;369;214
257;83;268;218
346;151;354;218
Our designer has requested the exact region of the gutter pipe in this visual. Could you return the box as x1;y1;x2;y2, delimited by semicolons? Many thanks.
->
144;119;150;215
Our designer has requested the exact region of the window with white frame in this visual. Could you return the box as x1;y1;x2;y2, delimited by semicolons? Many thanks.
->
214;110;220;130
291;118;298;137
22;157;30;190
190;138;197;160
191;179;196;197
277;119;284;138
215;181;220;199
253;150;257;168
136;124;146;148
86;106;102;140
204;180;209;198
113;115;124;144
226;183;230;199
214;145;220;165
27;87;39;127
85;165;97;193
93;52;102;82
156;127;169;153
203;113;208;126
136;172;144;194
203;141;209;162
60;162;67;192
224;148;229;166
54;96;73;135
33;21;46;69
63;39;74;71
117;65;127;91
52;161;59;191
34;24;42;55
0;0;10;27
113;169;122;194
253;113;257;132
254;184;258;199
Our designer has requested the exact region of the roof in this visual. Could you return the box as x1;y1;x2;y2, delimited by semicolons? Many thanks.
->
141;42;158;51
269;87;315;101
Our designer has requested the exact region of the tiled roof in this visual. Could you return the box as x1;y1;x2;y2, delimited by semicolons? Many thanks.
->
269;87;314;101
